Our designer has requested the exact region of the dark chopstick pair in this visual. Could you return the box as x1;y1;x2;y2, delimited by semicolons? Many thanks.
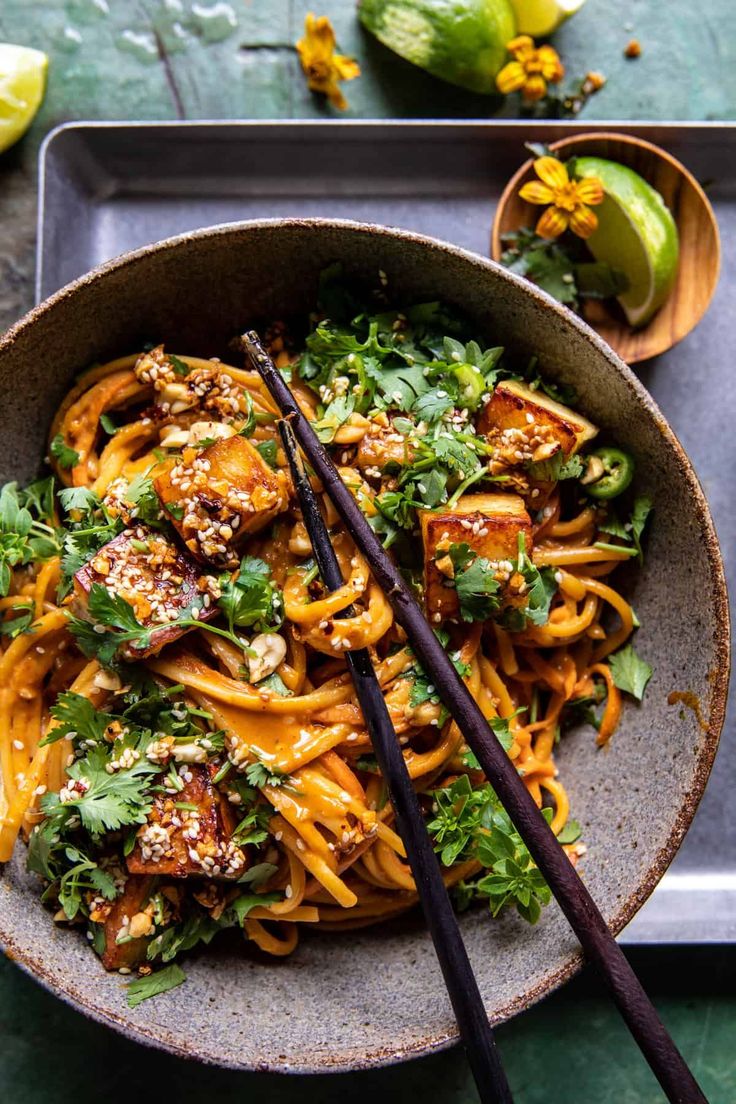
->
278;418;512;1104
243;332;708;1104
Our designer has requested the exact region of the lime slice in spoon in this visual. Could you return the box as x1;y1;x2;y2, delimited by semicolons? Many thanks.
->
573;155;679;329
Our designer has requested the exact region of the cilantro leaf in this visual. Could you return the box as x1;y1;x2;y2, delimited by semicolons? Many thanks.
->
255;440;278;467
50;434;80;470
58;485;100;513
631;496;653;561
452;551;502;623
413;388;454;424
255;671;291;697
514;534;557;628
126;964;186;1007
126;474;164;527
231;892;280;924
244;760;289;789
238;861;278;887
557;819;582;845
313;394;356;443
57;848;117;920
44;690;115;746
45;747;159;836
0;482;61;597
218;556;283;634
527;452;584;483
608;644;652;701
0;602;34;639
489;715;515;752
501;229;578;305
147;913;222;963
231;801;271;846
599;495;653;564
167;354;190;377
68;584;154;667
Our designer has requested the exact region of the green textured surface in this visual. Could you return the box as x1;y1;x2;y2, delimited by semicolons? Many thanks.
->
1;948;734;1102
0;1;735;1100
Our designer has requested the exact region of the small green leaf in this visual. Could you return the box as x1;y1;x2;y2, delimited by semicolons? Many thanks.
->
50;434;80;470
557;819;582;845
127;964;187;1007
609;644;652;701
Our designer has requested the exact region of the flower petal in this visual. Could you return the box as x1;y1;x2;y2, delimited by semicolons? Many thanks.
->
538;45;565;82
569;205;599;238
536;205;569;239
522;75;548;102
325;82;348;111
496;61;527;94
519;180;556;206
535;156;569;188
334;55;361;80
507;35;535;59
574;176;605;206
309;14;337;52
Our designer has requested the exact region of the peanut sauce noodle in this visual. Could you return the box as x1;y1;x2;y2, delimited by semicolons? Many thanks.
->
0;312;642;974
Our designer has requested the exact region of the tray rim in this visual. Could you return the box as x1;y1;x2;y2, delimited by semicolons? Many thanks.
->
37;117;736;303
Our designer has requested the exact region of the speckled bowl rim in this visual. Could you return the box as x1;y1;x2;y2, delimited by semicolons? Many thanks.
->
0;218;729;1073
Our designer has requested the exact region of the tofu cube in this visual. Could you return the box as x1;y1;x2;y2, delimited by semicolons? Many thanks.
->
154;435;289;567
420;493;532;621
478;379;597;464
127;764;246;880
73;525;217;660
100;874;156;971
355;420;415;474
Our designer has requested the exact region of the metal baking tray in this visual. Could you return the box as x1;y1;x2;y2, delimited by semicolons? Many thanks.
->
36;120;735;944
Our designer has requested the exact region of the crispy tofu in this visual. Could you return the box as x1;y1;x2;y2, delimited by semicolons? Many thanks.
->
127;764;246;880
154;435;289;567
478;379;597;463
73;526;218;659
100;874;156;971
420;493;532;621
355;420;415;474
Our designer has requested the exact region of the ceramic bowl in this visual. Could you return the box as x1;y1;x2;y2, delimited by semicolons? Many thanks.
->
0;220;728;1072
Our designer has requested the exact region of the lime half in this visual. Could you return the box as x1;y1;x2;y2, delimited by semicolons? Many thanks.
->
574;155;679;329
358;0;516;95
0;43;48;155
509;0;587;37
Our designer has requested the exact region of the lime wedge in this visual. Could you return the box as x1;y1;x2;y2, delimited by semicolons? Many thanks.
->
358;0;516;95
0;43;48;155
574;156;679;329
509;0;587;36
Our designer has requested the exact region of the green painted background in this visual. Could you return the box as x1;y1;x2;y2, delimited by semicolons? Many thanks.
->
0;1;735;1100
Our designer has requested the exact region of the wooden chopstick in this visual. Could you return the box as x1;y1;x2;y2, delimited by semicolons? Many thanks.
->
243;331;708;1104
278;417;513;1104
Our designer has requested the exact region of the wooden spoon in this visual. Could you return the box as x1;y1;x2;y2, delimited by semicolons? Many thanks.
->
491;132;720;364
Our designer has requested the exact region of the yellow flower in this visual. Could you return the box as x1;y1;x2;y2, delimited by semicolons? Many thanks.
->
519;156;605;239
296;13;360;111
496;35;564;103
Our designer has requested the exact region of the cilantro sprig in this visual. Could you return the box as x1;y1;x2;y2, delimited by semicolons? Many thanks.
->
218;556;283;636
427;774;552;924
449;542;502;623
41;746;159;836
0;480;62;597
